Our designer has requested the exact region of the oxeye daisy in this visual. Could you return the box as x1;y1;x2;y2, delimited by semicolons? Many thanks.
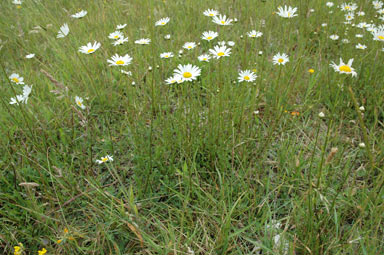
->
340;3;358;12
160;52;174;59
212;15;233;25
12;0;22;5
165;75;182;85
357;11;365;16
238;70;258;82
345;12;354;21
96;155;113;164
9;73;24;85
330;34;339;40
371;27;384;41
356;43;367;49
272;53;289;65
75;96;86;109
135;38;151;45
276;5;298;18
25;53;35;59
198;54;211;62
209;45;231;59
71;10;87;18
183;42;197;50
247;30;263;38
330;58;357;77
112;37;128;46
108;31;123;40
107;54;133;66
10;85;32;105
373;1;383;9
203;9;219;17
78;41;101;54
116;24;127;30
173;64;201;82
155;17;170;26
201;31;218;41
227;41;235;46
164;34;171;40
57;23;69;38
326;2;334;7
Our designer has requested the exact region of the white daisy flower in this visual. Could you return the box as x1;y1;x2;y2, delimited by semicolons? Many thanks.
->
371;27;384;41
198;54;211;62
78;41;101;54
357;11;365;16
9;73;24;85
373;1;383;9
112;37;129;46
340;3;358;12
96;155;113;164
276;5;298;18
107;54;133;66
25;53;35;59
108;31;123;40
160;52;174;59
238;70;257;82
218;41;226;46
378;9;384;15
10;85;32;105
75;96;86;109
227;41;235;46
57;23;69;38
183;42;197;50
345;12;354;21
326;2;334;7
173;64;201;82
116;24;127;30
212;15;233;25
356;43;367;49
342;39;350;43
203;9;219;17
164;34;171;40
155;17;170;26
71;10;87;18
209;45;231;59
165;75;182;85
247;30;263;38
201;31;218;41
330;34;339;40
121;70;132;76
134;38;151;45
12;0;22;5
272;53;289;65
330;58;357;77
355;34;363;38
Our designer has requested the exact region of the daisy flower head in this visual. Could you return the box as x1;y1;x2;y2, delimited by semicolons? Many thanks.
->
113;37;129;46
201;31;218;41
330;34;339;40
75;96;86;109
135;38;151;45
203;9;219;17
198;54;211;62
212;15;233;25
357;11;365;16
227;41;235;46
116;24;127;30
96;155;113;164
276;5;298;18
272;53;289;65
10;85;32;105
326;2;334;7
183;42;197;50
371;27;384;41
345;12;354;21
340;3;358;12
25;53;35;59
164;34;171;40
108;31;123;40
247;30;263;38
155;17;170;26
373;1;383;9
165;74;183;85
57;23;69;38
78;41;101;54
12;0;22;4
238;70;257;83
121;70;132;76
107;54;132;66
356;43;367;49
173;64;201;82
209;45;231;59
9;73;24;85
330;58;357;77
160;52;174;59
71;10;87;18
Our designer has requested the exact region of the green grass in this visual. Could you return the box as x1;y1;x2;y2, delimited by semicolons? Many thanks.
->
1;0;384;254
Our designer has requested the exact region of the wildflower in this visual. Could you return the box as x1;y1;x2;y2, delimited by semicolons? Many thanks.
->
330;34;339;40
371;27;384;41
308;68;315;73
78;41;101;54
359;142;366;148
38;248;47;255
342;38;350;43
258;51;263;55
218;41;226;46
355;34;363;38
203;9;219;17
9;73;25;85
355;43;367;50
107;54;132;66
272;53;289;65
212;15;233;25
247;30;263;38
96;155;113;164
160;52;174;59
112;37;128;46
227;41;235;46
173;64;201;82
319;112;325;118
134;38;151;45
57;23;69;38
373;0;383;9
14;243;24;255
108;31;123;40
201;31;218;41
326;2;334;7
71;10;87;18
276;5;298;18
25;53;35;59
10;85;32;105
209;45;231;59
164;34;171;40
291;111;300;116
155;17;170;26
75;96;85;109
238;70;257;82
12;0;22;5
198;54;211;62
116;24;127;30
345;12;354;21
183;42;197;50
322;23;328;27
121;70;132;76
340;3;358;12
357;11;365;16
165;75;182;84
330;58;357;77
359;106;365;111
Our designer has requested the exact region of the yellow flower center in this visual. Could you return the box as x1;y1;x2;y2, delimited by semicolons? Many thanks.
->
17;5;21;9
165;55;169;58
188;46;192;48
161;22;165;25
244;76;250;80
339;65;351;72
183;72;192;78
218;52;225;56
116;60;125;65
221;20;225;24
278;58;284;63
102;157;108;162
207;36;212;40
287;12;291;17
77;101;82;106
203;58;207;61
209;13;214;16
12;77;20;83
87;48;95;53
114;35;119;39
308;69;315;73
378;35;384;40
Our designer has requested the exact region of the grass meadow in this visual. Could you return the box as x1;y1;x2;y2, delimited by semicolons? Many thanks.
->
1;0;384;254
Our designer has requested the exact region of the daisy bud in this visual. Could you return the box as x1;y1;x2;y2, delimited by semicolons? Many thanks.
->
359;106;365;111
156;65;160;69
240;35;243;39
359;142;366;148
258;51;263;55
319;112;325;118
253;110;260;115
148;66;152;71
179;50;183;54
131;81;136;85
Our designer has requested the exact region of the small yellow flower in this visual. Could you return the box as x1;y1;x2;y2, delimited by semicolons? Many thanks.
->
38;248;47;255
57;239;62;244
308;68;315;73
291;111;300;116
64;228;69;234
14;243;24;255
